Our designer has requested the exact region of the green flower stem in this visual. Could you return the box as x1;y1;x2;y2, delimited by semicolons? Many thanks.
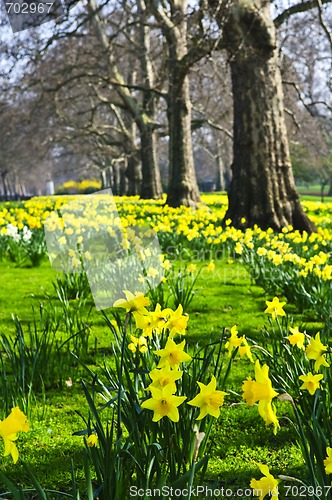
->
117;311;131;440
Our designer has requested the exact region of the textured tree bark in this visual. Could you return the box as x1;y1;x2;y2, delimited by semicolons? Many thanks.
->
138;0;163;199
222;0;316;232
166;71;201;207
215;139;225;191
126;155;142;196
161;0;201;208
140;122;162;199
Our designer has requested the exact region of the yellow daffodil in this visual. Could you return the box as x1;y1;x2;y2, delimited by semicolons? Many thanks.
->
148;365;183;393
264;297;286;320
164;304;189;337
147;267;159;278
306;332;330;371
128;335;148;354
225;326;254;362
324;447;332;474
235;242;243;255
87;434;98;447
135;304;168;337
141;385;186;422
162;259;172;271
225;325;243;356
0;407;29;464
242;361;279;434
238;338;254;363
187;376;228;420
187;263;197;273
207;260;215;271
288;326;305;350
154;338;191;370
299;372;323;395
113;291;150;318
257;247;267;256
250;463;279;499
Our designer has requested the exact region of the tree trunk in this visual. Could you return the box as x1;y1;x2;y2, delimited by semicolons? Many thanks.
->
100;169;108;190
140;124;162;199
215;138;225;191
137;0;163;199
222;0;316;232
119;163;128;196
163;0;201;208
126;155;142;196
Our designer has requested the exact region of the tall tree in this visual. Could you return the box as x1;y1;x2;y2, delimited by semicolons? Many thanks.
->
212;0;331;231
151;0;201;207
87;0;163;198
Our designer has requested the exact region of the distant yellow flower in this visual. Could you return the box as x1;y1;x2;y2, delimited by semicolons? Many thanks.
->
299;372;323;395
0;407;29;464
147;267;159;278
242;361;279;434
121;239;130;250
72;257;81;268
58;236;66;245
324;447;332;474
235;242;243;255
250;463;279;499
162;259;172;271
288;326;305;350
187;376;228;420
264;297;286;320
154;338;191;370
87;434;98;447
141;385;186;422
128;335;148;354
306;332;330;371
187;263;197;273
207;260;215;271
257;247;267;257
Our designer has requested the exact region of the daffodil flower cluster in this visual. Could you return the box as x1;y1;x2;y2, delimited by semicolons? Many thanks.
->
225;325;254;362
114;291;228;424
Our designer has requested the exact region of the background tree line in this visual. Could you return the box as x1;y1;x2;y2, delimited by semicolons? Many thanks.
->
0;0;331;230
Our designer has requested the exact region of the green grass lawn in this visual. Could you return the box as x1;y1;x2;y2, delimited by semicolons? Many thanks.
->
0;258;318;496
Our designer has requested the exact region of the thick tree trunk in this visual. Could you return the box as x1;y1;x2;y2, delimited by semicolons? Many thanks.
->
119;163;128;196
164;0;201;208
138;0;163;199
223;0;316;232
126;155;142;196
140;123;162;199
166;74;201;207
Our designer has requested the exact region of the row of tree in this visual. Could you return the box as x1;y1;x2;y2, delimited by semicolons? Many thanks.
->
0;0;331;231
